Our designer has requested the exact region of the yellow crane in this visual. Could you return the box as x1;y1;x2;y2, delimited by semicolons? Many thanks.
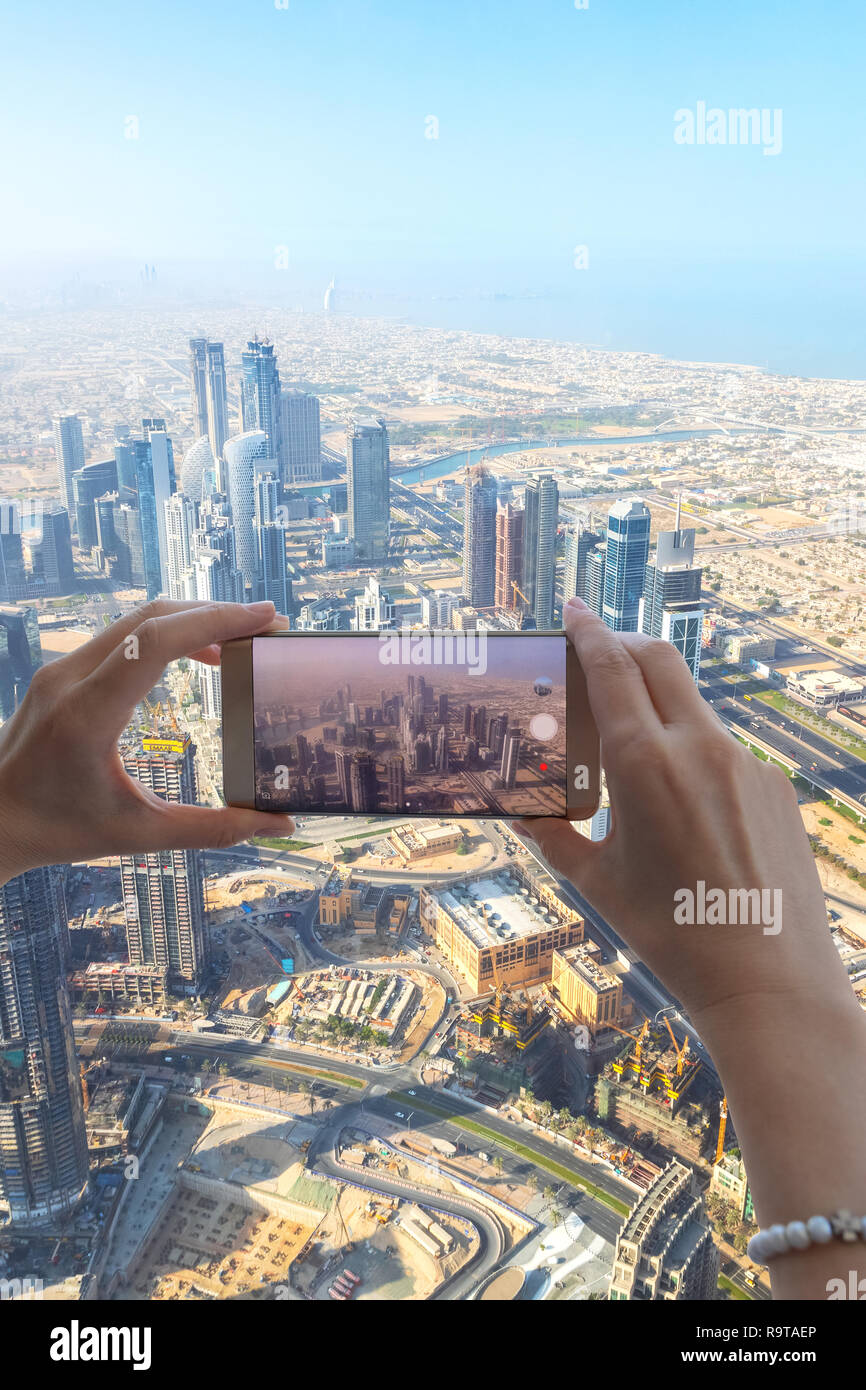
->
661;1016;690;1078
510;580;531;613
715;1096;728;1164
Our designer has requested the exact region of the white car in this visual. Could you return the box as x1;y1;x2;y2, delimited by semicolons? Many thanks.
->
395;1111;406;1119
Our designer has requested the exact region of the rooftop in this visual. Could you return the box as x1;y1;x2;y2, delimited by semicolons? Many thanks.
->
436;870;573;948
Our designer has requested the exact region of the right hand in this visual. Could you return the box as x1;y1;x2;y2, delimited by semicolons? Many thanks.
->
520;598;845;1029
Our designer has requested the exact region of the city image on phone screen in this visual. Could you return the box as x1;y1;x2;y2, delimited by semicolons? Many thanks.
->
251;632;570;817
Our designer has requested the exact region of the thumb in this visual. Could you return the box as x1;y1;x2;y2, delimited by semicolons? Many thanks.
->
516;817;602;890
148;804;296;851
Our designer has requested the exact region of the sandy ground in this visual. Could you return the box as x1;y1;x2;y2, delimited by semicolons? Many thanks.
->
120;1186;315;1301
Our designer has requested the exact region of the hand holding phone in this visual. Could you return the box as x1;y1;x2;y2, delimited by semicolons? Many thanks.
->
222;630;600;820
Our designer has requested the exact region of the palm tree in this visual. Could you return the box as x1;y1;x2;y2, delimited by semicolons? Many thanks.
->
493;1155;503;1176
527;1173;539;1194
543;1184;556;1204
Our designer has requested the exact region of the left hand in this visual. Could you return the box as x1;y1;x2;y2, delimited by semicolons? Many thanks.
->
0;598;295;880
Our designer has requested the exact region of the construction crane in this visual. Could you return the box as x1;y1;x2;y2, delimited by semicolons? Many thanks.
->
141;696;161;731
661;1016;690;1077
510;580;531;613
714;1096;728;1164
606;1018;650;1062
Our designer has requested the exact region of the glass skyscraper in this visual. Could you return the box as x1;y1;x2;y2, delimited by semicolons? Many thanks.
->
120;735;208;988
224;430;270;595
241;337;282;464
52;415;85;518
462;464;498;608
347;416;390;563
280;391;322;486
602;498;651;632
522;472;559;629
0;867;89;1224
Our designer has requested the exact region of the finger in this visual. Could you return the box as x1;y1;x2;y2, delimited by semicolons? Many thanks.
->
563;598;659;744
187;613;291;666
61;600;224;680
618;632;712;726
80;601;278;733
516;817;603;886
138;802;296;851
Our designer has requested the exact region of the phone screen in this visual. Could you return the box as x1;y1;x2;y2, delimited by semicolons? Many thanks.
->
251;631;569;817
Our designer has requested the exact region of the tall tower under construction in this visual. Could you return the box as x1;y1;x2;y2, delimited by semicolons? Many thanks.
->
120;734;207;988
0;867;89;1224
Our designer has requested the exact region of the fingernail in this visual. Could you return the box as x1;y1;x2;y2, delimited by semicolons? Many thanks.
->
247;601;275;615
566;596;589;611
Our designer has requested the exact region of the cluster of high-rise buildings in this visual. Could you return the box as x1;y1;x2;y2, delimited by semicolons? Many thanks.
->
461;466;703;675
0;729;208;1225
564;496;704;677
463;465;559;627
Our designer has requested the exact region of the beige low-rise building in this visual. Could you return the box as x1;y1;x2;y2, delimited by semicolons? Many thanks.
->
550;942;623;1037
388;822;463;864
420;863;583;994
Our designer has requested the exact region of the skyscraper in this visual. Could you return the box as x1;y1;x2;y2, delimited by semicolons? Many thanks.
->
564;518;603;603
500;726;522;789
0;867;89;1223
189;340;229;464
640;508;704;681
53;415;85;518
0;605;42;721
602;498;651;632
179;436;218;506
494;501;524;610
462;465;497;608
205;341;229;461
0;504;26;601
142;421;176;593
224;429;270;596
189;338;210;439
281;391;321;485
349;751;379;810
120;734;207;987
609;1160;719;1300
255;473;291;613
241;337;282;462
72;458;118;552
347;416;390;563
29;506;75;595
115;426;176;598
522;473;559;628
164;492;199;600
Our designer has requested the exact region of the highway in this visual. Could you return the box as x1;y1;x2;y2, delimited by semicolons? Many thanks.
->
701;673;866;805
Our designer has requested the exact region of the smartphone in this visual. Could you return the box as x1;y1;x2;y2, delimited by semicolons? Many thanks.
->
221;630;599;820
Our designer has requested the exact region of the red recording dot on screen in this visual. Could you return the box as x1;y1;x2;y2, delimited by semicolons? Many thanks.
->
539;763;548;771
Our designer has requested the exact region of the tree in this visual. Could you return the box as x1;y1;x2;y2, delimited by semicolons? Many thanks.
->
493;1155;503;1176
543;1184;556;1204
527;1173;539;1194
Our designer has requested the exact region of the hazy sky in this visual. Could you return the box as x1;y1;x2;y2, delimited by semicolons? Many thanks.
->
3;1;864;373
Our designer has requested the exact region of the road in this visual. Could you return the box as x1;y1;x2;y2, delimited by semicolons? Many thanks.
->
308;1103;506;1299
701;673;866;804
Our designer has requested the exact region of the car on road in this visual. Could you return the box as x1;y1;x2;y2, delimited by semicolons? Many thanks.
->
394;1111;406;1119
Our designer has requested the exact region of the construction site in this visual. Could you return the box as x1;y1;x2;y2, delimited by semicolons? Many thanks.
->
592;1018;724;1166
270;965;446;1063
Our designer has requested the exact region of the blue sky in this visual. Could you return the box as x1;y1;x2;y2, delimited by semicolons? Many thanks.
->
2;0;864;372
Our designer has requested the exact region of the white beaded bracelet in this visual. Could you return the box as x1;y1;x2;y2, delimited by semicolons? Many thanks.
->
747;1211;866;1265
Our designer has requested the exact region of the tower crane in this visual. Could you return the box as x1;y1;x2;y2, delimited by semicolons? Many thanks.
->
661;1016;690;1077
714;1096;728;1164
